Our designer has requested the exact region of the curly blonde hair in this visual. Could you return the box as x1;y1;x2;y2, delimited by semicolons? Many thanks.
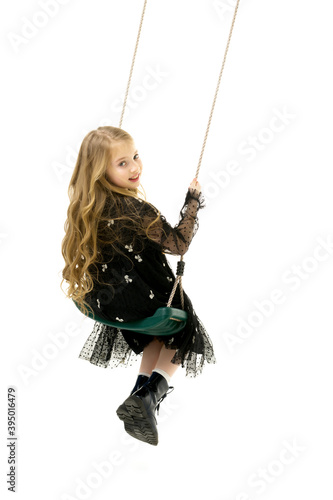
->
60;126;161;317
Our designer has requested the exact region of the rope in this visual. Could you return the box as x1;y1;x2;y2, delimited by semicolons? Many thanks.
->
166;276;181;308
195;0;241;179
179;276;185;310
173;0;240;309
166;256;184;308
118;0;241;310
119;0;148;128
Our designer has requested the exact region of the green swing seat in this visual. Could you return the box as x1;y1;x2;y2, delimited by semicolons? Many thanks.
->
73;243;188;336
73;301;187;336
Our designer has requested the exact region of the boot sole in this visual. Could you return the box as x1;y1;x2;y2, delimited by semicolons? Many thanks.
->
116;396;158;446
116;403;138;441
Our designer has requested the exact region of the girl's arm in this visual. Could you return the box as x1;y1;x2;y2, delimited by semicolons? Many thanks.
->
144;181;205;256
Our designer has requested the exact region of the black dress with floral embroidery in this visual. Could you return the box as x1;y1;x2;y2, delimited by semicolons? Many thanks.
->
78;188;216;377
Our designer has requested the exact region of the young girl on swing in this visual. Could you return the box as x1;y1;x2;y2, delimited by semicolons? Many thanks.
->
61;126;216;446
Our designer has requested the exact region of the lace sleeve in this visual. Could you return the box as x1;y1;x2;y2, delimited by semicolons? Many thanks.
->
143;188;206;256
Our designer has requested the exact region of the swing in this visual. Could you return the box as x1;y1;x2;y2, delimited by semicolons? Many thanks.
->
74;259;188;335
74;303;188;336
73;0;241;336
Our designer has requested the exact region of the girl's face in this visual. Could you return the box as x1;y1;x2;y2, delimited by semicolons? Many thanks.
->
106;140;142;189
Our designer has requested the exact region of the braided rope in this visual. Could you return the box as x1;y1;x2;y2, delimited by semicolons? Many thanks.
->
195;0;241;179
166;255;184;307
169;1;241;309
166;276;181;308
119;0;148;128
166;274;185;309
118;0;241;310
179;277;185;310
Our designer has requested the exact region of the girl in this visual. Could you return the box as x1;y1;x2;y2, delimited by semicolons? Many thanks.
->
61;126;216;446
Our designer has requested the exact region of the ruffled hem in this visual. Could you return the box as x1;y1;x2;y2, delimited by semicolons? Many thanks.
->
78;292;216;378
78;188;215;378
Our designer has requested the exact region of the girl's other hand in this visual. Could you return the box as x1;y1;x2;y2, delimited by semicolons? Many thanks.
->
189;178;201;194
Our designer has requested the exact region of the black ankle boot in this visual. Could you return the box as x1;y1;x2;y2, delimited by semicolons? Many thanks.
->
130;374;149;395
116;374;149;432
117;372;173;446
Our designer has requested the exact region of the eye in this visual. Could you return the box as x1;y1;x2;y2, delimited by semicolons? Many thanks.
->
118;154;139;167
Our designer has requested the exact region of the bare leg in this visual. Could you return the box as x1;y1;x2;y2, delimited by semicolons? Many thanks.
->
139;337;163;375
119;341;180;447
154;345;180;378
139;339;180;379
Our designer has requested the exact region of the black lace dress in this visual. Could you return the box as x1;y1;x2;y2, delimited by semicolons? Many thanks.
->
78;188;216;377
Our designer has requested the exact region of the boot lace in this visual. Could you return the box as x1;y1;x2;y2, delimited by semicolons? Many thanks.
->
156;386;174;415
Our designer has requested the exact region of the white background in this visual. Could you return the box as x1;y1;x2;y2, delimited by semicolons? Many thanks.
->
1;0;333;499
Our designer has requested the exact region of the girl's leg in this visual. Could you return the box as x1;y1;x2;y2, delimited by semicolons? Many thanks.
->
118;342;181;446
139;339;180;378
153;345;180;378
139;337;163;375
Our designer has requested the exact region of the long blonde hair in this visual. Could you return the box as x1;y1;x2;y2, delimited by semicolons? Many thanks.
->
60;126;161;317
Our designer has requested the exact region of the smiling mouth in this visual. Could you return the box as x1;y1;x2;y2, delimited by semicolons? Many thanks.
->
129;173;140;181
